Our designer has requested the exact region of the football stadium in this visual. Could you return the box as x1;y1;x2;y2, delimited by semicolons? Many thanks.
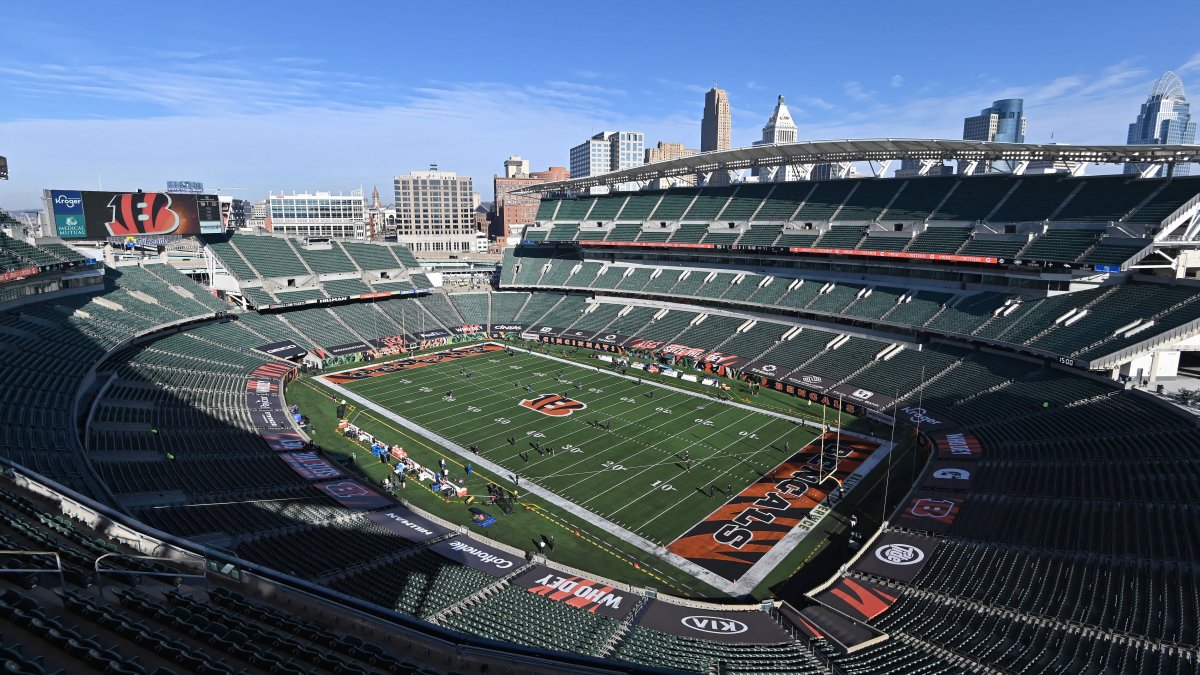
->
2;133;1200;674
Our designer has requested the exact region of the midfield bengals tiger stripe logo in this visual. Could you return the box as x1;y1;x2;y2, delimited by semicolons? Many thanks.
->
519;393;587;417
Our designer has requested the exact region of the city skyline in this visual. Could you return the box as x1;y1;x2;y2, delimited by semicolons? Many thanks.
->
2;2;1200;208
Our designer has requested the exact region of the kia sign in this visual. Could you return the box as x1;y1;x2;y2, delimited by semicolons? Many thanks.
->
635;600;792;644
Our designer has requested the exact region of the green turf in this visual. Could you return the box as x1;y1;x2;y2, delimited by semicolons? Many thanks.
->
288;372;722;597
339;345;824;547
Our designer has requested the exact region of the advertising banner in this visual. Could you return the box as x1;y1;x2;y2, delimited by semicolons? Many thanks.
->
325;343;503;383
411;328;450;341
450;325;486;335
590;332;630;347
428;537;524;577
366;507;451;542
314;479;392;510
557;328;597;341
635;601;792;645
812;576;898;622
829;384;897;412
488;323;526;333
259;429;306;451
512;565;637;619
279;451;344;480
782;370;832;392
254;340;308;360
250;407;290;429
850;531;940;583
888;404;957;431
528;325;563;338
0;267;40;283
325;342;370;356
921;461;975;490
930;429;983;458
50;190;88;238
577;240;716;250
895;491;964;534
742;360;788;380
788;246;998;265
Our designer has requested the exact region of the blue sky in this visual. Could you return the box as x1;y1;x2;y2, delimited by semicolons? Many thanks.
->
2;0;1199;209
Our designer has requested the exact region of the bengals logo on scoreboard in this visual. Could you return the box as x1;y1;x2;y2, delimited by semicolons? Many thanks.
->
105;192;182;236
519;394;587;417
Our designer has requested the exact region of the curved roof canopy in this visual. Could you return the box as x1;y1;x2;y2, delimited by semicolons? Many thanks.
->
510;138;1200;194
1150;71;1187;100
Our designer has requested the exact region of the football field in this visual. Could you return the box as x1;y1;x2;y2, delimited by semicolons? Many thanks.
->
330;344;835;547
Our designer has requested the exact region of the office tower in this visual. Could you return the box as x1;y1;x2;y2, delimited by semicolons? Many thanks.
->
701;87;731;152
1126;71;1196;176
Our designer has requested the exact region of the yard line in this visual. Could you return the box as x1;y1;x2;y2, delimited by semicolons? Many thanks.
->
599;413;783;517
636;424;810;533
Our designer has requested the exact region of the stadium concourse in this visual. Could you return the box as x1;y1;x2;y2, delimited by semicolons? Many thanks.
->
0;165;1199;674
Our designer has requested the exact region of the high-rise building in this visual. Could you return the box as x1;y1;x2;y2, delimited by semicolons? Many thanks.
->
752;96;800;181
393;169;477;253
760;95;797;145
1126;71;1196;176
248;201;268;230
701;87;731;152
569;131;644;178
645;141;699;164
894;159;954;178
266;190;366;239
503;156;531;178
646;142;700;188
962;99;1027;173
494;164;569;240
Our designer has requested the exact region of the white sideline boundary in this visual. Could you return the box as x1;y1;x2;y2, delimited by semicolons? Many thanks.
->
320;341;893;597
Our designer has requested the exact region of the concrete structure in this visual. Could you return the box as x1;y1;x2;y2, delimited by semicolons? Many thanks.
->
963;99;1027;173
393;169;477;253
266;190;366;239
701;87;731;152
569;131;644;178
1127;72;1197;177
494;164;569;240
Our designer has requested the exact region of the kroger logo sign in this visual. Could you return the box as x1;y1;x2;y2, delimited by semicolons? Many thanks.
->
52;190;85;214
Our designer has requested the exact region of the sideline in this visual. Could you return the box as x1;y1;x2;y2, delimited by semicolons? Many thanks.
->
508;341;881;443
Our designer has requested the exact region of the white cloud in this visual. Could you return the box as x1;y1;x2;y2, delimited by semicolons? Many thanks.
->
891;74;903;88
843;80;874;102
